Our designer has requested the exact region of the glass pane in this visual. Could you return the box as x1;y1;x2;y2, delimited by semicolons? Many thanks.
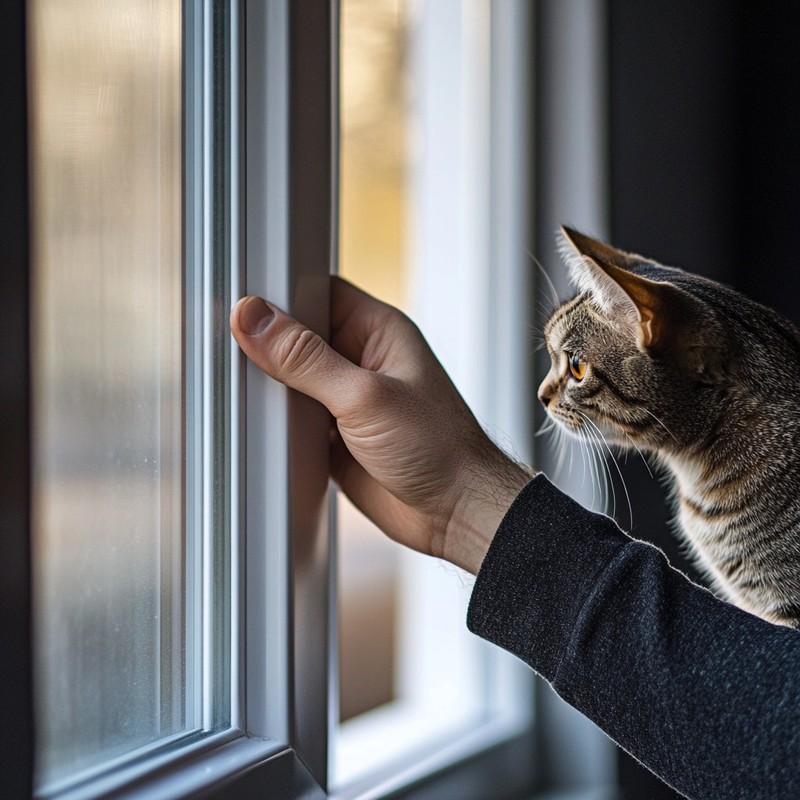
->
337;0;497;788
338;0;409;724
30;0;185;789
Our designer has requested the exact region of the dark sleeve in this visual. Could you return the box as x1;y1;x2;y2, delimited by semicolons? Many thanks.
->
467;474;800;800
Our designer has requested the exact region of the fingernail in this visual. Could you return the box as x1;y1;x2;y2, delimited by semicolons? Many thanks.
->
240;296;274;336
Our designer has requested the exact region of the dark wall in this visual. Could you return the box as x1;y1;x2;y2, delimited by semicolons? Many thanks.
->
610;1;800;314
607;2;800;797
0;2;33;799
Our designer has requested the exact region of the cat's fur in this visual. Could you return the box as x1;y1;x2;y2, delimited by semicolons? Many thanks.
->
540;226;800;627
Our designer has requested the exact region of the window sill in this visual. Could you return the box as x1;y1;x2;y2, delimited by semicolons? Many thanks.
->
43;731;286;800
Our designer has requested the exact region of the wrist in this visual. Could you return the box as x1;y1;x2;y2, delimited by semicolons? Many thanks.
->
442;450;535;574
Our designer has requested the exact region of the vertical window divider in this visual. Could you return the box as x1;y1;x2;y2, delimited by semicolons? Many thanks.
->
199;0;215;733
327;1;342;774
228;0;243;738
242;0;291;746
184;0;205;736
243;0;336;785
187;0;237;740
286;0;336;786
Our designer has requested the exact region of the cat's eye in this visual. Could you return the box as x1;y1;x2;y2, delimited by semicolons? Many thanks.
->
568;353;587;381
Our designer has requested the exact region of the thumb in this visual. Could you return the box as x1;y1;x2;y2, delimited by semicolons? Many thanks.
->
230;295;366;417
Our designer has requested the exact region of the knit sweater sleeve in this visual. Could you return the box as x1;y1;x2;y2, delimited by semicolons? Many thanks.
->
467;474;800;800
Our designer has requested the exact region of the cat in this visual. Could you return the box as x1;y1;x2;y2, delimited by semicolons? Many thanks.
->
539;226;800;628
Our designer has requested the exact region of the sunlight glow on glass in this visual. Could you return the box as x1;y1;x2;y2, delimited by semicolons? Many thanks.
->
31;0;185;788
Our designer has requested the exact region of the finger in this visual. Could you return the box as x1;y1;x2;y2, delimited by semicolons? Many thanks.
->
330;276;407;366
230;295;368;418
330;275;393;336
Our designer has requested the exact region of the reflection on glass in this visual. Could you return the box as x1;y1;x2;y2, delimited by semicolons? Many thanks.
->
338;0;409;722
30;0;184;788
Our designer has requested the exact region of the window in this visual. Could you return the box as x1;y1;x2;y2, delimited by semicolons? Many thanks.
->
335;0;537;791
30;1;240;796
2;1;614;798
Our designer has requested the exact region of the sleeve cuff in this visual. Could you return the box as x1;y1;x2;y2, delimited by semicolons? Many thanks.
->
467;474;633;681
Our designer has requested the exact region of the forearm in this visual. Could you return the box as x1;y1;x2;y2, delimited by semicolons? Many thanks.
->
443;449;534;574
468;475;800;800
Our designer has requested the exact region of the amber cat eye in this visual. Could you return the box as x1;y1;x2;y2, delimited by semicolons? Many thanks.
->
568;353;587;381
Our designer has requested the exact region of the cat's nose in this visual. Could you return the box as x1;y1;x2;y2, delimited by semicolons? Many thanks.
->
538;386;553;408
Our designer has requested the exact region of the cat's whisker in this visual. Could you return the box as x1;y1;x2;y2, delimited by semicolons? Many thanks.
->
567;428;575;475
641;408;679;443
534;418;557;438
589;423;616;518
580;428;602;510
609;451;633;530
527;251;561;310
624;432;655;480
578;419;610;515
534;298;556;320
576;428;589;493
593;428;618;518
572;427;588;497
559;429;573;482
557;426;578;485
579;412;634;530
553;425;569;480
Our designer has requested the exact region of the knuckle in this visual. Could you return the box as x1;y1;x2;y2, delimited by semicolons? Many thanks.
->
275;326;327;379
386;306;417;336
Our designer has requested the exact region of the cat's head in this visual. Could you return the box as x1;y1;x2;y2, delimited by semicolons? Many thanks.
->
539;227;749;455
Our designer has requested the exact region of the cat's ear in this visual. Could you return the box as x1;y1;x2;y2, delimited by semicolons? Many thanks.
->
558;226;675;352
558;226;645;272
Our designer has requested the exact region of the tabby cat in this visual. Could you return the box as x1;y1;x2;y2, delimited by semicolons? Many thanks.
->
539;226;800;627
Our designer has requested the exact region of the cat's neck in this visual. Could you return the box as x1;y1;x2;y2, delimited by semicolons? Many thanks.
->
661;396;800;507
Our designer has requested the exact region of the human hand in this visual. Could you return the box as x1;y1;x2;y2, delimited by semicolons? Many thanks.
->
230;276;533;574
